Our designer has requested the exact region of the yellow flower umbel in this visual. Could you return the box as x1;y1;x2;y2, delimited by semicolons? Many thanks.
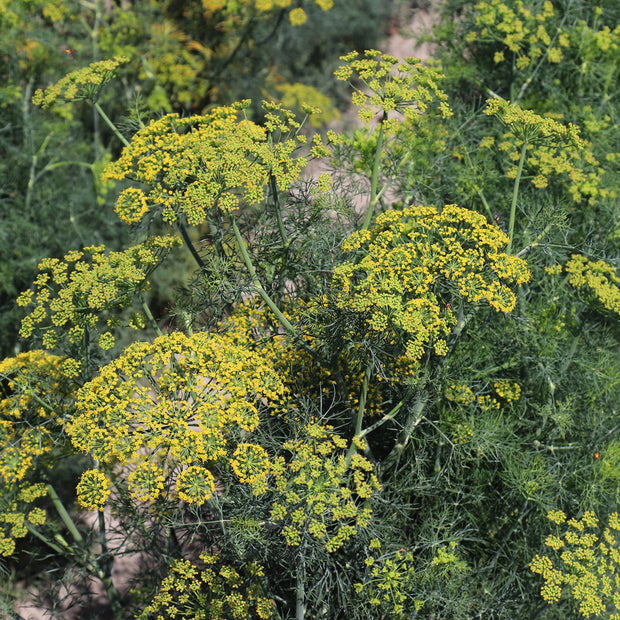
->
138;555;275;620
565;254;620;316
68;331;286;505
355;545;421;617
531;510;620;618
333;204;530;365
32;56;130;108
0;351;77;556
484;98;608;204
269;423;380;552
335;50;452;129
17;236;180;352
466;0;563;71
76;469;111;511
103;102;315;226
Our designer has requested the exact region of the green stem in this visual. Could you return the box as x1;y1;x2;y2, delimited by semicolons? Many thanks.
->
98;510;124;619
347;363;373;461
93;101;129;148
178;221;206;270
515;223;552;258
362;116;385;230
46;483;84;544
25;523;69;555
507;140;528;255
390;395;428;457
270;173;289;248
231;215;298;338
475;187;495;222
141;295;163;338
357;400;404;442
296;543;306;620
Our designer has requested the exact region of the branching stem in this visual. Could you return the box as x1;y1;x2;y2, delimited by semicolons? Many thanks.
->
362;115;385;230
93;101;129;148
231;215;298;338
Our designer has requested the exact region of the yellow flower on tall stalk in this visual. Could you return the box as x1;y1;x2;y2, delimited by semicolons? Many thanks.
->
103;103;313;226
484;97;609;206
32;56;130;108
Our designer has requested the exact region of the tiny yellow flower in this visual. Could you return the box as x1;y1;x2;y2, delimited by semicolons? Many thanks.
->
289;7;307;26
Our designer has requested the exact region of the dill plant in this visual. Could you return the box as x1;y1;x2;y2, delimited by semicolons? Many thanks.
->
1;2;618;617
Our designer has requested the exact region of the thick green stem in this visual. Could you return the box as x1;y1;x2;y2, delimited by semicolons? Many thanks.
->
347;363;373;461
98;510;124;619
355;363;372;437
46;483;83;544
296;544;306;620
93;101;129;148
357;400;404;442
362;117;385;230
270;173;289;248
390;395;427;456
231;216;298;338
141;295;163;338
507;140;528;255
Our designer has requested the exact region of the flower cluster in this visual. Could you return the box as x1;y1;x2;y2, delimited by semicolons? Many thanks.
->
467;0;620;79
69;331;286;505
0;350;76;485
0;482;48;557
269;423;380;552
0;351;77;556
446;379;521;408
565;254;620;317
445;379;521;444
335;50;452;129
32;56;130;108
466;0;566;68
484;98;609;203
354;539;423;617
138;555;275;619
530;510;620;618
202;0;333;26
17;236;180;352
333;204;530;364
76;469;111;512
230;442;271;496
103;103;320;226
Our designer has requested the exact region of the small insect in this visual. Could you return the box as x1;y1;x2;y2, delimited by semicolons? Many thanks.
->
445;303;452;311
594;452;600;459
63;48;77;59
493;213;502;227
